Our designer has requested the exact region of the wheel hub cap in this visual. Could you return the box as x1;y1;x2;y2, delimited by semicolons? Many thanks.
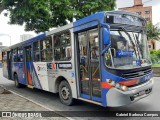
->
61;87;70;100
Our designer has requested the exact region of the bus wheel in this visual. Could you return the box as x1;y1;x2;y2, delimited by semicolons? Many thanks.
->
59;81;73;106
14;74;22;88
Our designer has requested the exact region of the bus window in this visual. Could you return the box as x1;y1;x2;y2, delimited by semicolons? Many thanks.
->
40;36;52;62
2;51;7;63
54;30;71;61
26;46;32;62
40;37;52;50
66;47;72;59
33;41;40;62
13;48;18;62
17;48;23;62
41;50;46;61
91;37;99;60
46;49;53;61
54;48;60;60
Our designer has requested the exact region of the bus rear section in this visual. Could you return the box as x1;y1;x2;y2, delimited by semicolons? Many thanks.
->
2;50;12;79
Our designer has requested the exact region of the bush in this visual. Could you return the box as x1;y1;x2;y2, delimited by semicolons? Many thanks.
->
150;50;160;64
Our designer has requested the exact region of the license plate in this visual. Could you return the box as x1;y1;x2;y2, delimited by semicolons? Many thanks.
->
138;90;145;96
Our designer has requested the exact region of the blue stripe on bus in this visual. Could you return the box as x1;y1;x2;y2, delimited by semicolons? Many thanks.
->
101;63;126;83
92;96;102;102
102;88;109;106
73;12;106;32
80;94;90;99
73;21;99;32
80;94;102;102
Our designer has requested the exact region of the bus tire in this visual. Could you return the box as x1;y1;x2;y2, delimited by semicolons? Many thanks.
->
14;74;22;88
59;81;73;106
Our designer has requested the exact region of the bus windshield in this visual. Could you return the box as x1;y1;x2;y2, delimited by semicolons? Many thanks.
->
105;28;151;69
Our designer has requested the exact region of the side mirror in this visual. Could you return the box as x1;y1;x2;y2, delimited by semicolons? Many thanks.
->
103;28;110;45
101;23;111;55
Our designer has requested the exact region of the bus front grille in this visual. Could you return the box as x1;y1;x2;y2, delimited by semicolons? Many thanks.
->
122;68;152;79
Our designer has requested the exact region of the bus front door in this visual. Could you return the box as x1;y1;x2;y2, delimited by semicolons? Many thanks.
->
24;46;33;86
77;28;102;102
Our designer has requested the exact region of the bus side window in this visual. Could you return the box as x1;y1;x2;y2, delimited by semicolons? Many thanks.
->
54;48;60;60
46;38;53;61
2;52;7;63
33;41;40;62
53;30;71;61
26;46;32;62
17;48;23;62
66;47;72;59
13;48;18;62
40;36;52;62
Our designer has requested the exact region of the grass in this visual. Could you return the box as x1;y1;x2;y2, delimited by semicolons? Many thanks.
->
152;63;160;68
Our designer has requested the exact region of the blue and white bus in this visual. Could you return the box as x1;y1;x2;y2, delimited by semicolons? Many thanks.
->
2;11;153;107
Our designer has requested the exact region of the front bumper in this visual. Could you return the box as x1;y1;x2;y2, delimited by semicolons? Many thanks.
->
106;78;154;107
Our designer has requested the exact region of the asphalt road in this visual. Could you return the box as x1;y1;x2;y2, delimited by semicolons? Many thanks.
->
0;68;159;120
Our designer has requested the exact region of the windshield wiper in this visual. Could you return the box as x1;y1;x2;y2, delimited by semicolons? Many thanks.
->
134;33;143;58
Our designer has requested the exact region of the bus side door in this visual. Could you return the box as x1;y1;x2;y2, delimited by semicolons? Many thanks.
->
24;45;33;86
7;51;12;79
76;27;102;102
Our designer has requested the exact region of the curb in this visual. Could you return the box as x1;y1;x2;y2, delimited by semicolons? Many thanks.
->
0;85;74;120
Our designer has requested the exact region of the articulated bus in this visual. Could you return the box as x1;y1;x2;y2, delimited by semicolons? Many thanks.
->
2;11;153;107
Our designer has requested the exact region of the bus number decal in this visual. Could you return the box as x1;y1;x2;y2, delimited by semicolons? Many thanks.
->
70;71;74;78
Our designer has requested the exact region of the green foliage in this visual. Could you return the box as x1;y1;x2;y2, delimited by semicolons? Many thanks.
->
1;0;116;33
150;50;160;64
147;21;160;41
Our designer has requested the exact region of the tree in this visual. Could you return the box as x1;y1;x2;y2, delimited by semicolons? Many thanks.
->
0;0;4;13
147;21;160;41
1;0;116;33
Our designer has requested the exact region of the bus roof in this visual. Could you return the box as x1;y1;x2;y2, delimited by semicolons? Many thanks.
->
2;33;46;52
2;10;145;52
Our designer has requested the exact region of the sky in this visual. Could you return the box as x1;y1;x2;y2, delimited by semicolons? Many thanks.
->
0;10;37;46
0;0;160;46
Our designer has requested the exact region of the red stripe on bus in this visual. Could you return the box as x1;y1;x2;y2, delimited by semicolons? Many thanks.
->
119;79;138;86
101;82;113;89
27;71;33;85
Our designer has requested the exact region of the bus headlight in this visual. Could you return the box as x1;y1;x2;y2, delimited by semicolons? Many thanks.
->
121;85;128;91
